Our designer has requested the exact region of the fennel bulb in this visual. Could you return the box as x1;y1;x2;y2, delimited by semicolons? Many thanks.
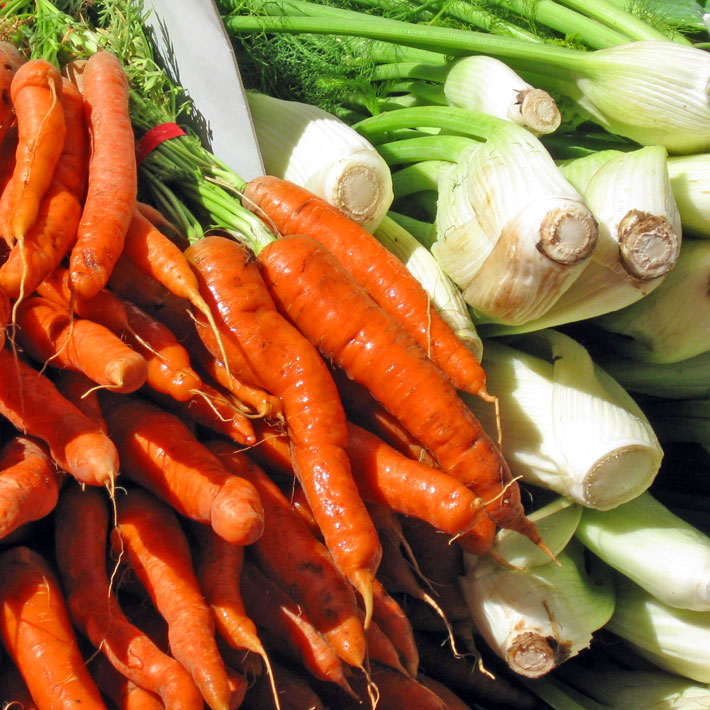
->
433;125;598;325
576;492;710;611
246;91;394;230
594;238;710;363
667;153;710;237
460;539;614;678
462;331;663;509
607;575;710;683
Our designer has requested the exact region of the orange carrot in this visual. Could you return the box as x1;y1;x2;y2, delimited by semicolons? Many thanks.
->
53;369;108;431
0;435;63;540
257;234;538;547
109;253;177;309
364;616;410;675
357;663;447;710
122;207;230;376
16;295;149;394
102;394;264;546
240;558;352;691
0;545;106;710
136;200;187;246
69;51;136;298
241;660;326;710
345;421;486;539
5;58;65;245
0;286;9;349
0;657;38;710
112;487;235;710
121;297;204;402
185;235;381;627
0;80;89;299
244;175;491;399
192;524;279;708
148;377;256;446
54;483;204;710
0;347;118;487
0;42;25;146
206;439;367;670
249;419;294;478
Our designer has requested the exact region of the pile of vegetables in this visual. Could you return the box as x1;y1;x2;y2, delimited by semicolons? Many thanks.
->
0;1;709;710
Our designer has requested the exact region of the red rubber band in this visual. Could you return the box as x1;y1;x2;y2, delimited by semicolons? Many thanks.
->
136;122;187;163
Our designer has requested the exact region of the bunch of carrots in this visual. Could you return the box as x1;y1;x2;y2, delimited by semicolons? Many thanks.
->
0;39;546;710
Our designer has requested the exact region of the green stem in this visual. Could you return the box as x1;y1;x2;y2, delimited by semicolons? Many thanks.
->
555;0;690;43
391;160;446;197
377;134;476;164
222;7;595;78
487;0;631;48
371;61;450;83
387;211;437;248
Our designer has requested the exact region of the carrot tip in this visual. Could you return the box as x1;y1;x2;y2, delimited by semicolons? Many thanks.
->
351;568;376;631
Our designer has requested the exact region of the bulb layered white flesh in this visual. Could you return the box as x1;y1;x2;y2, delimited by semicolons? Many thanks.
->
462;331;663;508
460;540;615;678
247;91;394;230
576;492;710;611
667;153;710;237
607;576;710;683
443;55;562;135
574;42;710;155
594;239;710;363
433;127;598;325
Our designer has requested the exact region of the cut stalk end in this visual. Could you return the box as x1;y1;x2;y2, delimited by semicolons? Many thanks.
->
515;88;562;135
617;209;680;280
537;204;598;265
507;632;560;678
332;163;386;226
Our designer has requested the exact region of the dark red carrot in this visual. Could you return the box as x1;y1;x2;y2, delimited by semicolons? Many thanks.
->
240;559;352;691
0;42;25;146
0;347;119;487
102;394;264;546
53;369;108;432
206;439;367;670
244;175;491;400
185;235;381;626
54;483;204;710
257;233;539;548
112;487;236;710
240;659;326;710
0;546;106;710
0;435;63;540
69;51;137;298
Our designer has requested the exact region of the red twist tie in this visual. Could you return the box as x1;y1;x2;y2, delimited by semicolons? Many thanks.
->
136;122;187;163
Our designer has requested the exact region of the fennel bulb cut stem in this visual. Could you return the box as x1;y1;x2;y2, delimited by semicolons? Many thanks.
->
461;331;663;509
460;539;614;678
225;4;710;153
576;492;710;611
245;91;394;231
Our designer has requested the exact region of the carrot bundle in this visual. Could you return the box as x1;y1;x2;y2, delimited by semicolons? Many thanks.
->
185;235;382;626
256;233;538;547
54;483;204;710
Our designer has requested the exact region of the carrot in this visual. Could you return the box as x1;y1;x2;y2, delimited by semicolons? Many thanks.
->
257;234;539;547
111;487;235;710
416;674;476;710
192;524;279;709
120;297;204;401
0;435;62;540
136;200;187;246
54;483;205;710
69;51;136;298
240;558;352;691
241;660;326;710
249;419;294;478
371;578;419;677
0;657;38;710
0;42;25;146
109;253;177;310
0;545;106;710
0;347;118;486
53;369;108;430
0;80;89;299
364;616;410;676
206;439;367;670
148;378;256;446
244;175;491;400
92;653;165;710
5;58;65;245
102;394;264;546
345;421;486;539
122;207;231;379
16;295;149;393
185;235;381;627
0;286;9;349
